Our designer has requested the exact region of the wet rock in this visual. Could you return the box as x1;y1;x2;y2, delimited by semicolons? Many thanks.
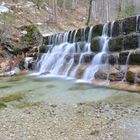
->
108;35;124;52
123;33;139;50
129;51;140;65
119;51;129;64
24;57;34;69
83;53;95;63
91;37;101;52
92;24;103;37
122;16;136;34
43;36;49;45
126;70;140;84
109;33;139;52
75;29;82;42
94;70;107;80
85;26;90;41
108;54;119;65
73;53;80;64
119;50;140;65
0;67;20;77
72;52;95;64
109;71;124;81
76;42;86;52
76;65;88;78
94;66;123;81
111;21;120;37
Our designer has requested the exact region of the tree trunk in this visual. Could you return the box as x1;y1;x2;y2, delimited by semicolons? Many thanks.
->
86;0;93;26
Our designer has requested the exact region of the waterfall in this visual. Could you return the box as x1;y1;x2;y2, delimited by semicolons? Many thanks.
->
73;30;77;42
70;42;91;78
136;15;140;32
136;15;140;48
134;69;138;85
35;21;116;81
122;52;132;82
88;26;93;42
83;22;113;80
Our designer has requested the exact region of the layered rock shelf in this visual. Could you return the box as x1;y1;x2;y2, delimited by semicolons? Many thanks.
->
36;15;140;88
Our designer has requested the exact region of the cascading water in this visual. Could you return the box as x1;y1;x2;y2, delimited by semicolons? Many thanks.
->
34;16;140;84
36;26;93;78
122;52;132;82
136;15;140;48
70;27;93;78
83;22;113;80
35;21;115;81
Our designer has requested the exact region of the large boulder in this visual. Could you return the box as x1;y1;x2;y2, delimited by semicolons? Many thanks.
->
94;66;123;81
126;70;140;84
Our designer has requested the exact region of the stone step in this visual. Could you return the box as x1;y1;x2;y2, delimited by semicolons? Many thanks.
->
42;16;139;46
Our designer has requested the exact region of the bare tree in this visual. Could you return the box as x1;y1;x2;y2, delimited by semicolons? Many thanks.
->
86;0;93;25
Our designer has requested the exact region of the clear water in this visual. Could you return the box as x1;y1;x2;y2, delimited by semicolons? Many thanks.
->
0;75;139;105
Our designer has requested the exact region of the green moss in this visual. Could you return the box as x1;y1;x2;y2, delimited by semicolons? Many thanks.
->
21;25;39;45
92;24;103;37
16;102;39;109
0;85;12;89
0;102;7;109
7;77;22;82
0;93;25;103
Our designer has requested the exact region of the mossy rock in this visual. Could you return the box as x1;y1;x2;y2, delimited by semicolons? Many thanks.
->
129;52;140;65
119;51;129;64
15;102;39;109
108;35;124;52
39;45;47;53
75;29;82;42
73;53;80;64
0;93;25;103
109;33;139;52
111;21;120;37
21;25;40;45
91;37;101;52
119;51;140;65
122;16;136;34
83;53;95;63
108;54;119;65
85;26;90;41
76;42;85;52
0;102;7;109
123;33;139;50
92;24;103;37
0;85;12;89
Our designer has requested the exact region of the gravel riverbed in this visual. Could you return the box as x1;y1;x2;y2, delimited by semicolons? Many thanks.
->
0;98;140;140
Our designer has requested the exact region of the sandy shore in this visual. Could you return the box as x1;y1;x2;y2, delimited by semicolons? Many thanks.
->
0;97;140;140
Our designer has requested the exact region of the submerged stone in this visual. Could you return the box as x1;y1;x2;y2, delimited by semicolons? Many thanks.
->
0;102;7;109
0;93;25;103
15;102;39;109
